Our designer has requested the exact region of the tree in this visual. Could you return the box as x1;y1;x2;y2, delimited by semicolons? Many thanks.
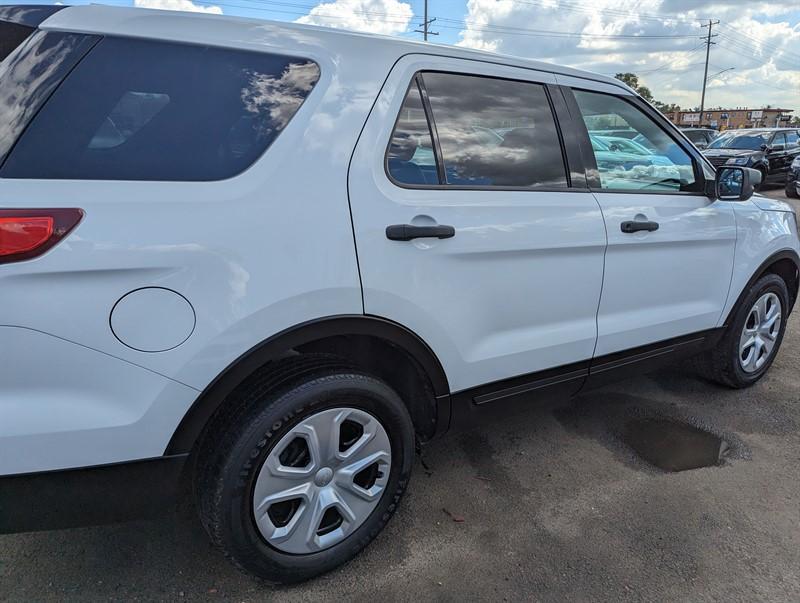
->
614;72;677;115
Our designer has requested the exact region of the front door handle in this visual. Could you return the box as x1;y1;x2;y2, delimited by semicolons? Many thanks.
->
621;220;659;233
386;224;455;241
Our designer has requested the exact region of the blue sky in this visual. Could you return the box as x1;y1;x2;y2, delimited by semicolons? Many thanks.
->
14;0;800;111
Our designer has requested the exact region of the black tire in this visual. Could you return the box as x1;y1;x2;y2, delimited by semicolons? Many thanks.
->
194;359;414;584
694;273;789;388
786;182;799;199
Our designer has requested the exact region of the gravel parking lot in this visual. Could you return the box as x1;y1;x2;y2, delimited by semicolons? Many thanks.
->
1;187;798;603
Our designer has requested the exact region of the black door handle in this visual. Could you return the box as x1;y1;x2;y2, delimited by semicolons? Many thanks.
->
621;220;659;233
386;224;455;241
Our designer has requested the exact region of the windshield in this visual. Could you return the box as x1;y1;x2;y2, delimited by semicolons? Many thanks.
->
709;131;771;150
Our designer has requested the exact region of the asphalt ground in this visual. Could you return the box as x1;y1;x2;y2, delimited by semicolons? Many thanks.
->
1;186;798;602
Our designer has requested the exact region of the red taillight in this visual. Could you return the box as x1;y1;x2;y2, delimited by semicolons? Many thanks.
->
0;217;54;255
0;209;83;264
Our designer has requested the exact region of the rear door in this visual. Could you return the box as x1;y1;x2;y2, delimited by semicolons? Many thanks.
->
561;81;737;358
349;56;607;394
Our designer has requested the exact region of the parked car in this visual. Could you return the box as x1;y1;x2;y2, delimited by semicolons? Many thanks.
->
2;4;799;585
703;128;800;189
680;127;718;149
590;133;674;165
787;155;800;199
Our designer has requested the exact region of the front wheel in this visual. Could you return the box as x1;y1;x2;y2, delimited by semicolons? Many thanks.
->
786;181;799;199
695;273;788;388
195;364;414;583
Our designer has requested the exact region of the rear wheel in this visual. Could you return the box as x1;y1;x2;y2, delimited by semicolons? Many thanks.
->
786;181;799;199
694;274;788;388
195;361;414;583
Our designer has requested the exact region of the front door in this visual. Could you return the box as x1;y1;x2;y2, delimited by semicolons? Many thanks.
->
566;85;737;357
349;56;607;394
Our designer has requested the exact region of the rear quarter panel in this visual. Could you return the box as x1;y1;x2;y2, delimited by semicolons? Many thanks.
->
0;9;400;470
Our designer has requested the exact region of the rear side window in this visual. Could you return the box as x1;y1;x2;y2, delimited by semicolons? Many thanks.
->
1;37;320;181
386;71;568;189
387;79;439;185
0;31;98;167
0;21;33;62
0;6;66;61
786;131;799;149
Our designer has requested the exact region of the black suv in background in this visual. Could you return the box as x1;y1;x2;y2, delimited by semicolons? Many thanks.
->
680;127;718;149
703;128;800;190
787;154;799;198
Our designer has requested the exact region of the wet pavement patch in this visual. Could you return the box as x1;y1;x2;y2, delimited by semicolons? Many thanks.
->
622;418;729;472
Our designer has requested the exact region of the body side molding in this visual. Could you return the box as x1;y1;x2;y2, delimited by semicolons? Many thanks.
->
448;328;724;431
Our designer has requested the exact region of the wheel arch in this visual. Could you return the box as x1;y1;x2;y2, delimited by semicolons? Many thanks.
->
165;315;450;455
723;249;800;327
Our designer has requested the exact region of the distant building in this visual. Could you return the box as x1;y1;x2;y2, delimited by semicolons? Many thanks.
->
665;107;794;130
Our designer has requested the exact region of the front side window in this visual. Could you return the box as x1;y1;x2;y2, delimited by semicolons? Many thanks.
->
573;89;698;192
1;37;320;181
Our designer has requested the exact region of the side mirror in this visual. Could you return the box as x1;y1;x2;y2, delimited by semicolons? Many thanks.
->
716;166;760;201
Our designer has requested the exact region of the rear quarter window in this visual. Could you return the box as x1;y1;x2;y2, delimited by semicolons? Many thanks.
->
1;37;321;181
0;31;99;167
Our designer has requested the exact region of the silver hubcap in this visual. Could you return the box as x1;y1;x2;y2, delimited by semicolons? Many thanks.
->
252;407;391;554
739;292;782;373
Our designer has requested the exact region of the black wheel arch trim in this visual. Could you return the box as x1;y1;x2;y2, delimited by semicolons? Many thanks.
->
723;249;800;327
165;314;450;455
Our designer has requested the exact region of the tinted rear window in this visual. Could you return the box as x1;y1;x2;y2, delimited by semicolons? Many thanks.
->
1;37;320;181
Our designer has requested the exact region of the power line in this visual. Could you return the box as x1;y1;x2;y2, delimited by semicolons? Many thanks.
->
719;23;800;63
433;18;699;39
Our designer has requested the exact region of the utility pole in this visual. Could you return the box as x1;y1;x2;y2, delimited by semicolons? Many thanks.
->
414;0;438;41
699;19;719;126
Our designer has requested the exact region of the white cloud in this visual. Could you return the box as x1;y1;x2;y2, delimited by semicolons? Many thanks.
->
133;0;222;15
296;0;413;35
454;0;800;110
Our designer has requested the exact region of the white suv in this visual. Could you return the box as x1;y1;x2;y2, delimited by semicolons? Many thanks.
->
1;5;798;584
